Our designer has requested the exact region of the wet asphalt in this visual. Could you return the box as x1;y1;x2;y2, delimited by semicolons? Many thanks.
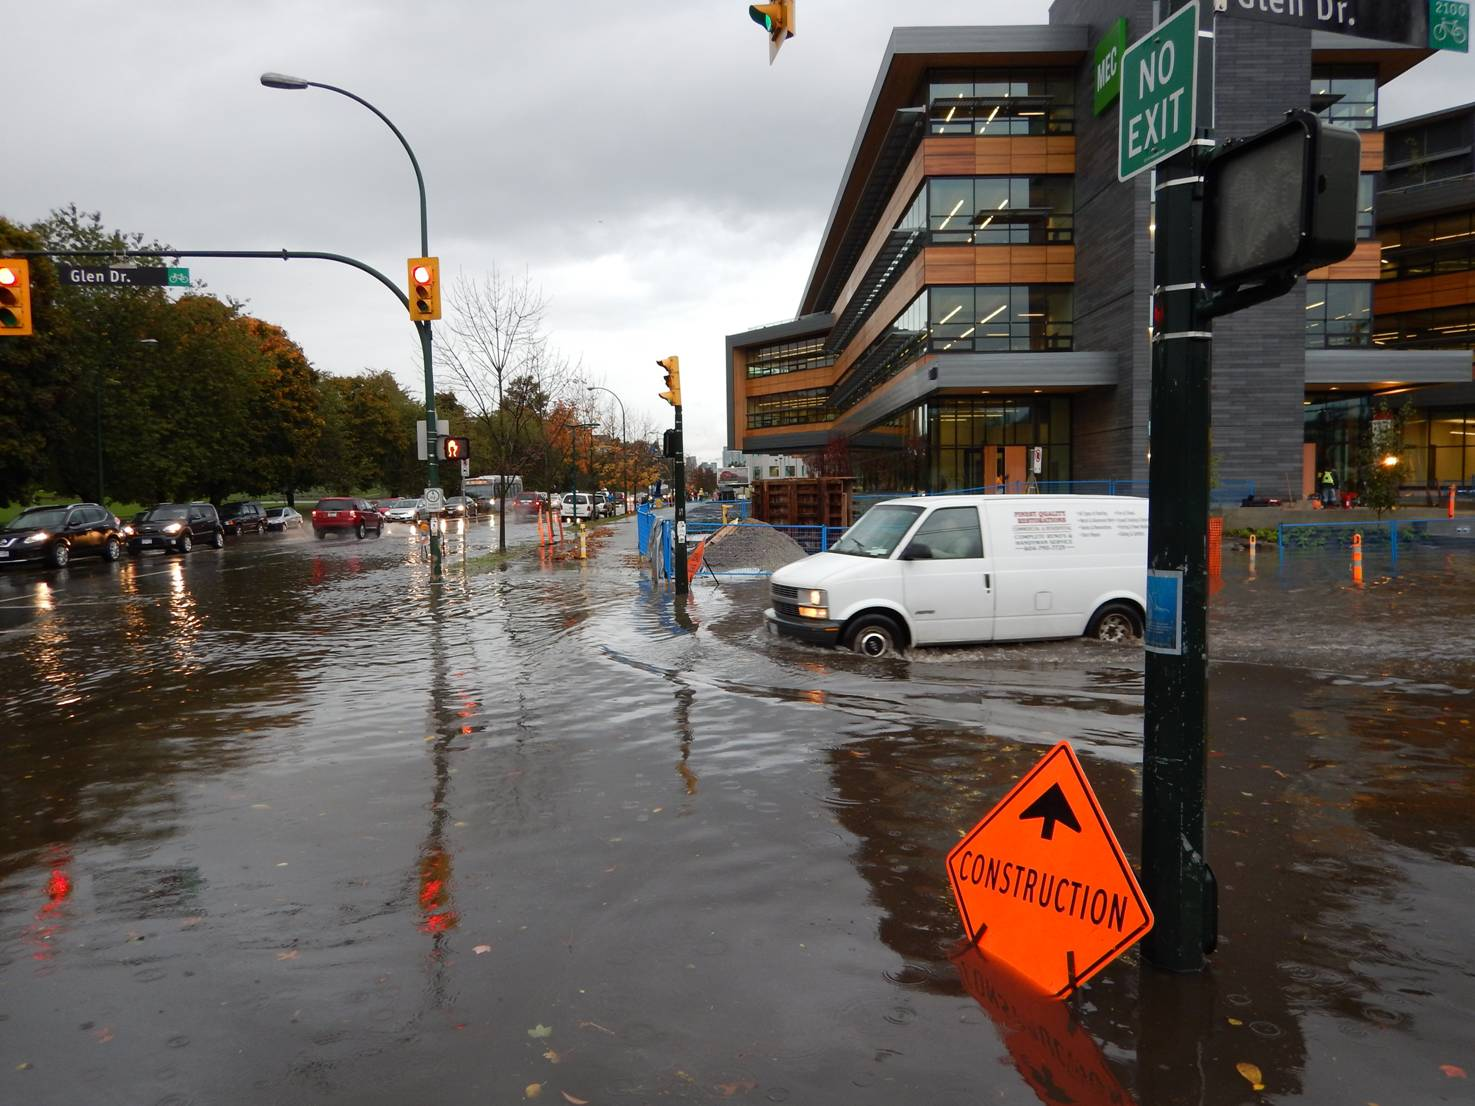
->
1;516;1472;1105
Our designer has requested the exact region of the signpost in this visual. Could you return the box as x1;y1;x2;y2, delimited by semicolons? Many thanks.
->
946;742;1153;998
57;266;190;287
1118;2;1199;181
1212;0;1468;49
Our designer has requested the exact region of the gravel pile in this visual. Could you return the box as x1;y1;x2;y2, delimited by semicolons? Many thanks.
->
700;521;808;573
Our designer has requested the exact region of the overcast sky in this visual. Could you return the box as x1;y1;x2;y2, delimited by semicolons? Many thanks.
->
13;2;1473;461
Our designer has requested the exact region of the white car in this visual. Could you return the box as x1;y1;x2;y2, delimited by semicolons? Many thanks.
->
766;495;1149;657
383;498;423;524
265;507;303;531
559;492;602;522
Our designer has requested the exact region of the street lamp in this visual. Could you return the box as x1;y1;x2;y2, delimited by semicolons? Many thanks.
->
570;422;599;526
586;385;628;515
260;71;444;574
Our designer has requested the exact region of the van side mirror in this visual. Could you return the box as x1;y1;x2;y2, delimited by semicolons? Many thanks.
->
901;543;933;561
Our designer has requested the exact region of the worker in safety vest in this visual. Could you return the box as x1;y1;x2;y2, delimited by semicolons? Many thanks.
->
1320;468;1337;507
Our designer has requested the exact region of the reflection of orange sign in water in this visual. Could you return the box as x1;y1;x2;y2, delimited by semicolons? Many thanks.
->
951;942;1136;1106
946;742;1152;998
417;847;459;935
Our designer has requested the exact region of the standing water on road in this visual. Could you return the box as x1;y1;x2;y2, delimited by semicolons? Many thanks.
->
2;527;1472;1104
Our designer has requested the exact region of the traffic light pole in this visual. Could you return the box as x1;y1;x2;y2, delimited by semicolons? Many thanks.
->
673;405;688;595
419;320;442;576
1142;0;1216;973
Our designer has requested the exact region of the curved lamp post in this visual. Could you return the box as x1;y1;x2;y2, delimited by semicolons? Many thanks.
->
260;72;443;574
586;385;628;515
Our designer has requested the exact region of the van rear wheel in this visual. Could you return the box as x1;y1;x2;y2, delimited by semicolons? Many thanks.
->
1087;602;1142;643
844;614;903;658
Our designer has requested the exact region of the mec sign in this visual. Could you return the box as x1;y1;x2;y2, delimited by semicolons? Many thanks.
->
1118;2;1199;181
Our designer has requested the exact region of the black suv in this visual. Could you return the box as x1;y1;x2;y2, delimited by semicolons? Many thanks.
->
0;503;122;568
220;500;269;536
128;502;224;555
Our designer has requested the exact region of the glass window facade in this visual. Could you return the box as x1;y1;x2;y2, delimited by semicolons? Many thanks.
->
917;176;1074;245
1357;174;1375;239
930;396;1071;493
1383;115;1475;190
745;336;836;379
1403;407;1475;486
924;69;1075;136
1305;281;1372;349
1378;211;1475;281
1310;67;1377;131
931;285;1074;353
746;387;833;429
1373;304;1475;349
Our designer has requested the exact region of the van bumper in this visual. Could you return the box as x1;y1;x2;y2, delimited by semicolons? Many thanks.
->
765;607;843;647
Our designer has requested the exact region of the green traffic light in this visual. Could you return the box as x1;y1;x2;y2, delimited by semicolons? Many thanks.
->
749;6;773;31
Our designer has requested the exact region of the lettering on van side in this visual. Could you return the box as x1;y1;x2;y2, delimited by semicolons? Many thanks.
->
1011;510;1075;552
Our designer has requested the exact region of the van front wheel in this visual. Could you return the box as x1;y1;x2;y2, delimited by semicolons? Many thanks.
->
1087;602;1142;643
844;614;903;658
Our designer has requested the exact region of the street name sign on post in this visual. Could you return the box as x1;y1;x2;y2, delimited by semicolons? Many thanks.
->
946;742;1153;998
1119;2;1199;181
1213;0;1468;50
58;266;190;287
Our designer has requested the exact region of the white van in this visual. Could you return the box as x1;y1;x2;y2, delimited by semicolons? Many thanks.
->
765;495;1148;657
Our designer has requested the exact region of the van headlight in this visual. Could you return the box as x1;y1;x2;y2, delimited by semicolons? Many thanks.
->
805;588;826;606
797;606;829;619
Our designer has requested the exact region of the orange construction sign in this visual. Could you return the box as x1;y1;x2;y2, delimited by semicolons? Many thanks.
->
946;741;1152;999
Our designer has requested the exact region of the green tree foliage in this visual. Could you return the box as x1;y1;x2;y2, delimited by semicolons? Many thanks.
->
1356;400;1416;519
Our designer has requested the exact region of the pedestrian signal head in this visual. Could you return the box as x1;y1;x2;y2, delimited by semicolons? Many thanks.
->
657;355;682;407
0;259;34;337
408;256;441;321
441;435;470;462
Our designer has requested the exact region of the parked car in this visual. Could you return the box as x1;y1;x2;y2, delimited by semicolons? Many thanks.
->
128;502;224;555
766;495;1148;657
0;503;122;568
312;497;384;540
560;492;603;522
220;500;269;536
382;499;422;524
444;495;478;520
265;506;303;531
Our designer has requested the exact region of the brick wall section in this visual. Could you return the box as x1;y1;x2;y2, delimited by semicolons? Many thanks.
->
1051;0;1155;482
1210;17;1313;501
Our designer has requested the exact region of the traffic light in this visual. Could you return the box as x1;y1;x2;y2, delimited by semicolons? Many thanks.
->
408;257;441;321
663;429;679;458
657;355;682;406
1203;110;1360;294
0;259;33;337
440;435;470;462
749;1;795;62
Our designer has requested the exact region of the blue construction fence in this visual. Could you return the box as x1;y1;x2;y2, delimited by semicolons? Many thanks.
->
1275;518;1442;564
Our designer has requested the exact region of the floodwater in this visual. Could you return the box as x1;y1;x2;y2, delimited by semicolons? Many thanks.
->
1;519;1472;1105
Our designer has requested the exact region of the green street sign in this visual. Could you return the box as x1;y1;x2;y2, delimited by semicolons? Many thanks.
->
1118;1;1199;182
1431;0;1470;51
167;267;191;286
1093;18;1129;116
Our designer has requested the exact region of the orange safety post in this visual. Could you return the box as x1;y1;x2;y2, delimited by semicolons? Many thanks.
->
1351;531;1363;587
1450;484;1457;519
1206;516;1223;579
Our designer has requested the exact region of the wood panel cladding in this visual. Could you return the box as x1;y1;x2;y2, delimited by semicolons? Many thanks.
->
1374;270;1475;315
922;136;1075;177
923;245;1075;285
1307;240;1381;282
829;135;1076;320
1359;129;1384;173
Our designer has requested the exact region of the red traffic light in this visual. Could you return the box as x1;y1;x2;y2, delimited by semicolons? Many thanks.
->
412;264;433;285
0;266;17;286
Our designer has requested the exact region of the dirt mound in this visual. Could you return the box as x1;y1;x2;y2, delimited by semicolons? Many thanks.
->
701;521;808;573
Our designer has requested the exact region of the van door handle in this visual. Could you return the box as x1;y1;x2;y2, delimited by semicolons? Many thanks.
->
984;573;991;590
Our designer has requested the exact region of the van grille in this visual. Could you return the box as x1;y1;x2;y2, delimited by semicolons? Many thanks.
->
773;600;800;619
771;584;799;602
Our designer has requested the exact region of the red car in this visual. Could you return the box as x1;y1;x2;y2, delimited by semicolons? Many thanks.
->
311;497;384;540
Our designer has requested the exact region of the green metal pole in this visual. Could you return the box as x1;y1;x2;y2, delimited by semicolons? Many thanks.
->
1142;0;1216;972
420;321;441;577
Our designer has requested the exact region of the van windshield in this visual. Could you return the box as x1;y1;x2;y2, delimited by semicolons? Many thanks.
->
831;504;924;558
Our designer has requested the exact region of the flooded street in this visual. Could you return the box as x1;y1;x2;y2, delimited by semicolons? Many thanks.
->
2;521;1472;1105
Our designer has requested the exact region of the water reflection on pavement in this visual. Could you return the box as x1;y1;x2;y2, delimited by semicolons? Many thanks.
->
1;527;1472;1105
